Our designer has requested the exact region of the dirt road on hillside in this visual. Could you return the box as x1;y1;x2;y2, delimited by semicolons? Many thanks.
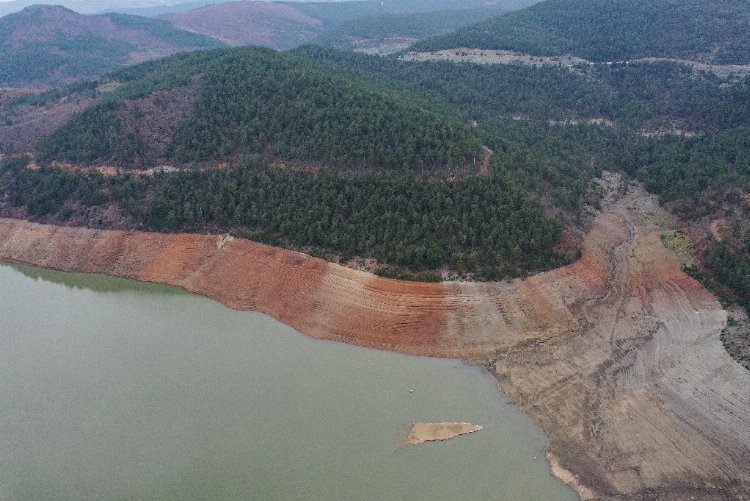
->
403;49;750;79
0;173;747;499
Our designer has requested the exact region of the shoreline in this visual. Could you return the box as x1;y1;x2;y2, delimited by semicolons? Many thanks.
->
3;259;579;499
1;175;748;499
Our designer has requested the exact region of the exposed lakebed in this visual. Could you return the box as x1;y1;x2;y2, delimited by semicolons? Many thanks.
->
0;263;575;500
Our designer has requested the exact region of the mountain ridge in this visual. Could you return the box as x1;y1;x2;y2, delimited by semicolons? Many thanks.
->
0;4;224;85
158;1;324;49
413;0;750;64
30;46;483;172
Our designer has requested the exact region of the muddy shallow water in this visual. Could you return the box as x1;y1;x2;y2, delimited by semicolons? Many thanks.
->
0;263;576;500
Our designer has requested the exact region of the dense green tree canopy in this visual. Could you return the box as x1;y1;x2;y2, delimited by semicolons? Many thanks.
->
36;47;482;173
413;0;750;64
0;156;564;279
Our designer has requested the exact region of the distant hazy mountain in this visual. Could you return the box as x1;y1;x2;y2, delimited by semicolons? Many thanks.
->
0;0;226;17
0;5;223;85
0;0;283;17
109;0;366;17
158;1;325;49
158;0;531;50
368;0;536;13
412;0;750;64
0;0;536;16
0;0;541;18
312;8;505;54
108;1;222;17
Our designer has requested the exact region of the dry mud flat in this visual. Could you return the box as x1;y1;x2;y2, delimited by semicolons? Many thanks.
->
405;422;483;446
0;175;748;499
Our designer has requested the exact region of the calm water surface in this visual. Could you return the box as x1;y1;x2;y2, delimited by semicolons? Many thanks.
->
0;263;576;500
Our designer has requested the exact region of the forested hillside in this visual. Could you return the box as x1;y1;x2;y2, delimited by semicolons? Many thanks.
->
0;43;585;280
0;153;565;279
413;0;750;64
33;47;482;172
295;47;750;205
0;5;223;86
300;47;750;131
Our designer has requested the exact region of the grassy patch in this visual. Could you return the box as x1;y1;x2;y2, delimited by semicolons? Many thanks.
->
375;267;442;282
661;229;694;267
652;208;673;229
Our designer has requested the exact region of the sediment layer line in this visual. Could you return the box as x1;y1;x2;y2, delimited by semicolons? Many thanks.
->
0;215;612;360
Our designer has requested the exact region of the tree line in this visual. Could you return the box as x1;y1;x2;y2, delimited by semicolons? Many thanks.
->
0;156;565;279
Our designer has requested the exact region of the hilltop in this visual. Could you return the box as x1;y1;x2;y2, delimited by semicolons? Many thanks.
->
413;0;750;64
0;5;223;86
0;46;574;279
29;47;482;172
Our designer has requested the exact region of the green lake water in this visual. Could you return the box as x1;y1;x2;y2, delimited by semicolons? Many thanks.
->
0;263;576;500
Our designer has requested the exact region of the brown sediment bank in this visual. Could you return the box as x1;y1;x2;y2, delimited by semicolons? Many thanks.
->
405;422;483;445
0;174;748;500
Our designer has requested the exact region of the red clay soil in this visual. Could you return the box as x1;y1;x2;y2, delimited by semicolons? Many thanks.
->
0;213;616;360
0;174;748;500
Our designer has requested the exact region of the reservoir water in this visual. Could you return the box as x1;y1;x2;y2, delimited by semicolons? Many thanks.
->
0;263;576;500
